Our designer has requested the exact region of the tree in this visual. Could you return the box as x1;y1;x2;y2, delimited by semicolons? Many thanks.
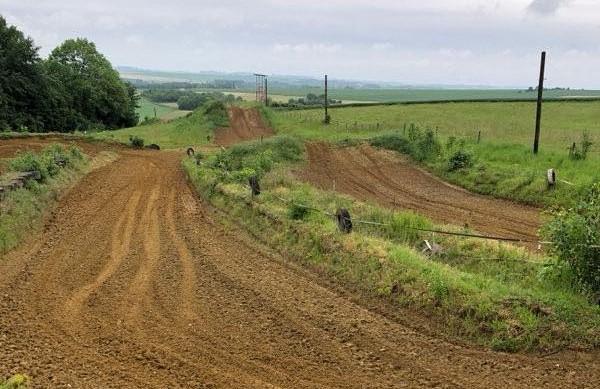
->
45;38;138;131
0;15;49;131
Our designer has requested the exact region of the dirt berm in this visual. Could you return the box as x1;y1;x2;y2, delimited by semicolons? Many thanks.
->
214;106;274;146
0;143;598;387
298;142;541;243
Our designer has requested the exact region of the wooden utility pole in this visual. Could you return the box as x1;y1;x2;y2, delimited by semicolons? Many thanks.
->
533;51;546;154
324;74;328;123
264;77;268;106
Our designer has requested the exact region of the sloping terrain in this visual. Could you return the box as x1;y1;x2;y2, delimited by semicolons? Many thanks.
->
1;141;598;387
298;142;541;243
214;106;274;146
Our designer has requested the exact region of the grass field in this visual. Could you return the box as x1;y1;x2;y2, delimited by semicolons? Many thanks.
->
136;97;177;121
94;101;231;149
267;101;600;205
233;87;600;103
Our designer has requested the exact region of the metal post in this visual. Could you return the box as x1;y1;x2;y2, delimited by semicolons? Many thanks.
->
533;51;546;154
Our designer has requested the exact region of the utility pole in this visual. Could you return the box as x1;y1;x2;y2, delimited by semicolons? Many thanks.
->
265;77;268;106
533;51;546;154
324;74;329;124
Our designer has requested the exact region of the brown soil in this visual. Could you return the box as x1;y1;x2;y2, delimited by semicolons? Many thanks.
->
214;106;274;146
1;142;598;388
298;142;541;243
0;136;112;175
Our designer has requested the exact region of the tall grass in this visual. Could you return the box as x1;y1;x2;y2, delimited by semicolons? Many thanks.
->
0;145;87;255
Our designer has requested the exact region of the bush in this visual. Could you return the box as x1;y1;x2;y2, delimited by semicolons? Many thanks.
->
542;182;600;294
448;150;474;171
129;135;144;149
9;144;83;182
203;100;229;127
369;127;441;162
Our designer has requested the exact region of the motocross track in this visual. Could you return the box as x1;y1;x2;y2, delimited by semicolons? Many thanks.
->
214;106;274;146
298;143;541;243
1;143;599;388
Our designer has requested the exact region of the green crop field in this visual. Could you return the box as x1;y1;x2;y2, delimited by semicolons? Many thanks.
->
136;97;178;122
235;87;600;103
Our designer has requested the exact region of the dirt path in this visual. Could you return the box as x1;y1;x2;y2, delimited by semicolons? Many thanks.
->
298;142;541;243
1;147;598;388
214;106;274;146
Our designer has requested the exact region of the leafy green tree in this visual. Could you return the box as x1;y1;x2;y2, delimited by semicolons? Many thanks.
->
45;38;138;130
0;15;49;131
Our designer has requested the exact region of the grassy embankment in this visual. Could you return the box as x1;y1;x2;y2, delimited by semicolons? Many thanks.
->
0;375;28;389
93;100;229;149
183;135;600;352
267;101;600;206
0;144;99;255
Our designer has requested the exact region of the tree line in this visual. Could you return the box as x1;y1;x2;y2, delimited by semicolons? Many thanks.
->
0;16;138;132
141;89;241;111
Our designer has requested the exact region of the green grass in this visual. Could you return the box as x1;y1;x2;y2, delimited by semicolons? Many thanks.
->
0;375;28;389
0;145;88;255
183;135;600;352
268;101;600;205
136;97;178;122
93;102;228;149
227;87;600;103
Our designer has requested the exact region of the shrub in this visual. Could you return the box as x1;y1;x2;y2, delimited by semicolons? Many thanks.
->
542;182;600;294
369;128;441;162
203;100;229;127
448;150;474;172
9;144;82;182
129;135;144;149
0;374;28;389
569;132;593;161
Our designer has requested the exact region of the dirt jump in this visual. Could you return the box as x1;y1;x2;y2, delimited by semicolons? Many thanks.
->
1;140;598;387
298;142;541;243
214;106;274;146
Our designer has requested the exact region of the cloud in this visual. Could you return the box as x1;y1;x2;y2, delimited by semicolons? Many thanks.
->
527;0;571;15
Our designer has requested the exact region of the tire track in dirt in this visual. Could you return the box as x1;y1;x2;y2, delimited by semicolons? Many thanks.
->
1;146;598;388
298;142;541;243
214;106;274;146
64;190;141;320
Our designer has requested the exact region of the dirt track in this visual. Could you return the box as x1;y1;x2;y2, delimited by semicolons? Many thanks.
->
1;143;599;387
298;143;541;243
214;106;274;146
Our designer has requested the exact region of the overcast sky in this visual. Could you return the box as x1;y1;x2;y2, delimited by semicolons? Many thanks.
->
2;0;600;87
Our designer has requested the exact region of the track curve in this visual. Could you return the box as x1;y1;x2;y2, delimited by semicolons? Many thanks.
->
298;142;541;243
0;148;598;388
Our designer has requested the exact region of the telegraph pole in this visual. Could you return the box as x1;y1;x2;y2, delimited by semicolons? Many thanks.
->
265;77;268;106
324;74;329;123
533;51;546;154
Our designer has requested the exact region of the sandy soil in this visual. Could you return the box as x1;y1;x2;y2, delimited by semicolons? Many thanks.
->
0;141;598;388
214;107;274;146
297;142;542;243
